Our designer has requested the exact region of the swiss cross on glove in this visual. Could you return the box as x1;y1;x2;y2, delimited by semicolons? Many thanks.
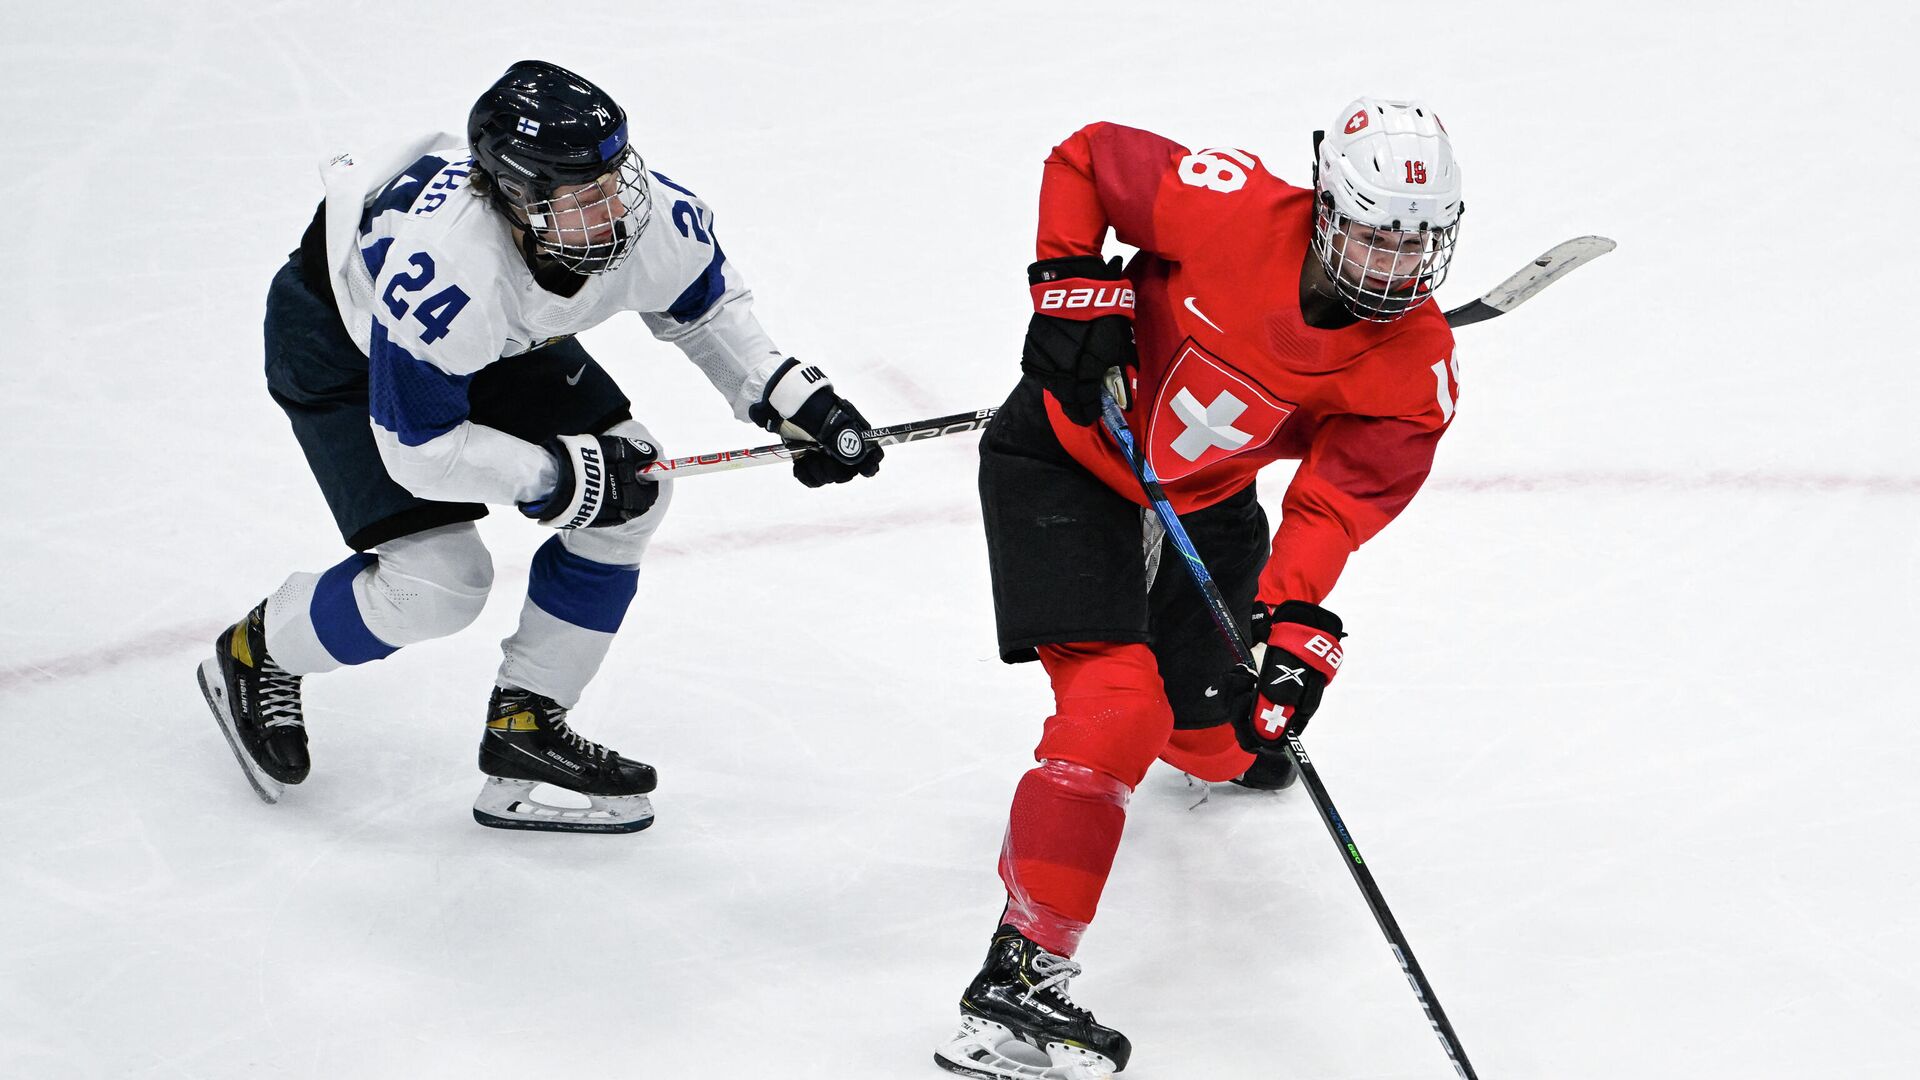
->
1211;600;1347;754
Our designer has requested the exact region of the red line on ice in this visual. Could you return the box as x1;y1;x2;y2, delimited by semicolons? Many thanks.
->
2;472;1911;693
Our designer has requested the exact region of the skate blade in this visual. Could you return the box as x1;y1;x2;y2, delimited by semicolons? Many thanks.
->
197;658;284;805
471;777;655;834
934;1016;1117;1080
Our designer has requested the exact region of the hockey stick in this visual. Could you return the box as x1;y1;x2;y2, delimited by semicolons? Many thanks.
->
648;236;1614;479
1443;235;1615;327
1095;383;1481;1080
637;408;995;478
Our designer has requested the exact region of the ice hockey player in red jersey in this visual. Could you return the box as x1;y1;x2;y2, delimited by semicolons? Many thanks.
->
935;98;1464;1079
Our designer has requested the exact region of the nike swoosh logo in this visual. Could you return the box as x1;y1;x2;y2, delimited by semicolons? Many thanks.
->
1203;686;1219;698
1184;295;1224;333
565;365;587;386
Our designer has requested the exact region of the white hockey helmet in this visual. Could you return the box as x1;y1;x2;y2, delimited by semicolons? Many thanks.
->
1311;97;1463;321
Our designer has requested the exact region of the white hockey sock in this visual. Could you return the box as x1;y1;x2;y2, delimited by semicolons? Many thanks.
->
498;425;666;705
264;569;345;677
496;534;640;707
263;524;494;675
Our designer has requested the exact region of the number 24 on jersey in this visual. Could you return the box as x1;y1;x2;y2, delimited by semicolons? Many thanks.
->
381;252;471;345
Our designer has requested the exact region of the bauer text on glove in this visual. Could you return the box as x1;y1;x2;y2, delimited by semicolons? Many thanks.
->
1022;254;1138;425
1209;600;1346;752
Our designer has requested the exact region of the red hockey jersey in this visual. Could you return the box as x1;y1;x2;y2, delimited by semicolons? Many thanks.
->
1036;122;1460;606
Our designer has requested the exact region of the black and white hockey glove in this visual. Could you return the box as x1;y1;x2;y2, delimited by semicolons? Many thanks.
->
1022;254;1137;425
1208;600;1347;752
747;357;884;488
521;433;660;529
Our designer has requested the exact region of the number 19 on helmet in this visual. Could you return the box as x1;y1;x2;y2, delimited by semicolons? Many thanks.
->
1311;97;1464;322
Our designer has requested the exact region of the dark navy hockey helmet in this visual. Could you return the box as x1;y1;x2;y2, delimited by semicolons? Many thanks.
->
468;60;651;273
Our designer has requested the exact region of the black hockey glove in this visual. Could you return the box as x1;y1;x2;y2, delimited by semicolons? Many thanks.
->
1022;255;1138;425
521;433;661;529
747;357;884;488
1207;600;1347;753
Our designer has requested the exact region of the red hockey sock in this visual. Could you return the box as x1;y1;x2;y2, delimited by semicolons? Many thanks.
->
1160;724;1255;783
999;759;1129;958
996;643;1173;956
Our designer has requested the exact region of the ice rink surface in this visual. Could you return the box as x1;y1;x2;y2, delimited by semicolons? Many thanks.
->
3;2;1916;1077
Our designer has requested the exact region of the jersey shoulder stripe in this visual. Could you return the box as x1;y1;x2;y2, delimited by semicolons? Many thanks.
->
359;154;453;234
667;243;727;323
649;170;698;197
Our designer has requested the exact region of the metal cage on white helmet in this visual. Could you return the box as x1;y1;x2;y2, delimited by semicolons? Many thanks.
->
1312;97;1463;322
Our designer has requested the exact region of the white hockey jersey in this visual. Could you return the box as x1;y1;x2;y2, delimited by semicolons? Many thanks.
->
314;132;789;507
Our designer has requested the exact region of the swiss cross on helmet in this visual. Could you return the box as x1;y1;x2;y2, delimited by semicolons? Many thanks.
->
468;60;652;274
1310;97;1463;322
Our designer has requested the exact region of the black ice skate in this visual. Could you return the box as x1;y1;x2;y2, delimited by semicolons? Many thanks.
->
196;600;310;804
935;925;1132;1080
1231;751;1298;791
472;686;656;833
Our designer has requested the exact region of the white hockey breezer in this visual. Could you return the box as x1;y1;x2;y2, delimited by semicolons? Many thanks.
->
935;1014;1118;1080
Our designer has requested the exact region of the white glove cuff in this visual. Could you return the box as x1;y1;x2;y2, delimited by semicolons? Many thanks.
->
764;358;833;420
539;433;605;531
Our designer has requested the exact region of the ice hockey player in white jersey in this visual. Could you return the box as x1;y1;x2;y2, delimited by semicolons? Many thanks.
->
197;60;883;833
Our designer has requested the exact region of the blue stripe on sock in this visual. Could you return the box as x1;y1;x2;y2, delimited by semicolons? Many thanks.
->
527;536;639;634
311;552;399;665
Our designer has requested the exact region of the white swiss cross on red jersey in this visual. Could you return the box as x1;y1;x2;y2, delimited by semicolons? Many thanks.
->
1144;342;1296;482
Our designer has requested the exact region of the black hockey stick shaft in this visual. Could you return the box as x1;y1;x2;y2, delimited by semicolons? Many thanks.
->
651;235;1613;479
1296;749;1478;1079
1096;385;1481;1080
638;408;995;478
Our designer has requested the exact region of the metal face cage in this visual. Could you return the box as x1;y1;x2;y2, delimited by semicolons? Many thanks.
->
1312;201;1460;322
508;149;651;275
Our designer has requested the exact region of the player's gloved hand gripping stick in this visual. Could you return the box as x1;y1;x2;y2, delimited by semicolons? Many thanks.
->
521;433;661;529
1019;254;1138;425
746;357;885;488
1208;599;1347;753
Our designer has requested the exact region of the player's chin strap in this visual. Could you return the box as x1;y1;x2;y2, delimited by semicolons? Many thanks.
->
1090;374;1481;1080
639;236;1615;480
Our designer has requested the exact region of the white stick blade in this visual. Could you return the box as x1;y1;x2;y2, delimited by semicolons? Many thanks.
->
1480;235;1615;314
